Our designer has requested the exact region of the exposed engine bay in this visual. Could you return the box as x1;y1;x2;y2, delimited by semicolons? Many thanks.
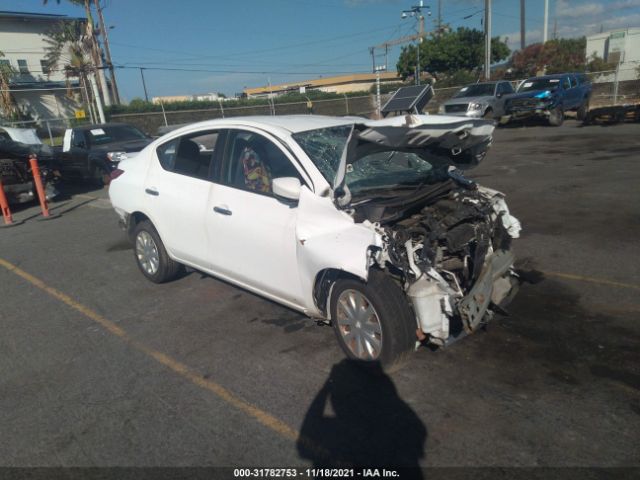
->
333;116;522;345
358;178;521;344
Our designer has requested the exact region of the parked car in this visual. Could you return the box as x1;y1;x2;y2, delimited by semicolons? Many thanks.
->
109;115;521;369
58;123;152;184
438;81;515;118
0;126;58;204
502;73;592;126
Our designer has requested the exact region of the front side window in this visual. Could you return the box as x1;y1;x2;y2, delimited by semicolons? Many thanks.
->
222;130;303;195
71;130;86;148
499;82;514;94
156;130;219;180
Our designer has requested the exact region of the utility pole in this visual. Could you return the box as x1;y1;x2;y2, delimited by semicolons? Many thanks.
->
89;71;106;123
520;0;526;50
401;1;429;86
437;0;442;35
96;0;120;104
542;0;549;43
484;0;492;80
139;68;149;102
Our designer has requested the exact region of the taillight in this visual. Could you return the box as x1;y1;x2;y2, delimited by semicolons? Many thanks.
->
110;168;124;181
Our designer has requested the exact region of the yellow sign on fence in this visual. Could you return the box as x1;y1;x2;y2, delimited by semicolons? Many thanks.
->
75;109;86;119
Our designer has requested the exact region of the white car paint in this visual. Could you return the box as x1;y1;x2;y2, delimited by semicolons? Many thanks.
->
109;114;520;345
110;116;385;316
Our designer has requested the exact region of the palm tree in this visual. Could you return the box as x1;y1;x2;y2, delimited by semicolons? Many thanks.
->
0;51;16;118
44;20;97;122
43;0;111;106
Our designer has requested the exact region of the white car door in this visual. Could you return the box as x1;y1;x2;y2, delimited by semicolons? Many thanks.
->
205;128;309;306
144;129;221;269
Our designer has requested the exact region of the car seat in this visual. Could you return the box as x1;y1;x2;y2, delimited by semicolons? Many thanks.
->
174;139;201;175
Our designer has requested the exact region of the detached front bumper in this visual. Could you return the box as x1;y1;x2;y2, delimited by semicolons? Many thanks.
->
458;249;518;332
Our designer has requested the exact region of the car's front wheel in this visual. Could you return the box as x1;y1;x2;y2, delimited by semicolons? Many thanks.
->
548;106;564;126
133;220;183;283
330;271;417;370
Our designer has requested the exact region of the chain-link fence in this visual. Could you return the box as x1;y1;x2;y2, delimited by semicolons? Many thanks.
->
2;116;93;145
109;95;377;135
5;67;638;142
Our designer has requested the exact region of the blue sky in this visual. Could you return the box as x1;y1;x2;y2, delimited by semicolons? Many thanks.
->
5;0;640;100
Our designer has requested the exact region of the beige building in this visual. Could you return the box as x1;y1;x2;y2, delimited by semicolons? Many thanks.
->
152;92;225;104
244;72;401;98
586;28;640;81
0;10;84;120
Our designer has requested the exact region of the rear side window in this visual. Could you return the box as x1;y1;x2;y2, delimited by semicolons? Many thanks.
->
156;130;219;181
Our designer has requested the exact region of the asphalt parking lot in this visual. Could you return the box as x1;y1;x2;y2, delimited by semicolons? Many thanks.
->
0;119;638;470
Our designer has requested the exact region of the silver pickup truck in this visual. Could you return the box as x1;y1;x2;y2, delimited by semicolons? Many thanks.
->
438;81;515;119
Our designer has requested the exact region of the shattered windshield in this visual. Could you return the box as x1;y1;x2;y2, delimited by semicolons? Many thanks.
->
453;83;495;98
518;78;562;92
292;126;446;196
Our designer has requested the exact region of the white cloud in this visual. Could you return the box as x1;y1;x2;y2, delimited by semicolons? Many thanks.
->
556;0;604;18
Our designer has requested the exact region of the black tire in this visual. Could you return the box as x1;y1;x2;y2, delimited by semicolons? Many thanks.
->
548;106;564;126
577;99;589;121
132;220;183;283
89;163;109;187
330;270;417;371
483;108;494;119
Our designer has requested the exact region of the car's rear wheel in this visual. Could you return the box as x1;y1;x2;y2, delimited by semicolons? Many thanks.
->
577;99;589;121
133;220;182;283
330;271;416;371
548;106;564;126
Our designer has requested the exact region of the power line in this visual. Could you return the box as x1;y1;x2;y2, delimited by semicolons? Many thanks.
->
109;23;405;64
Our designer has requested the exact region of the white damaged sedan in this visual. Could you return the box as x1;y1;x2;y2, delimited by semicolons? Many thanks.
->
109;114;521;369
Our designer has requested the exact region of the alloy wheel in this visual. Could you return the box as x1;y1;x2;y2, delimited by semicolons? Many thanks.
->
335;289;383;360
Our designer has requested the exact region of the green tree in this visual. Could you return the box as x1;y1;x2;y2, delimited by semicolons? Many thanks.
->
44;20;96;116
0;51;17;117
396;27;510;79
511;37;593;76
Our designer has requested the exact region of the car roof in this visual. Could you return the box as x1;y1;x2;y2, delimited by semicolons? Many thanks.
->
182;115;359;134
76;123;134;131
465;81;498;86
526;73;582;80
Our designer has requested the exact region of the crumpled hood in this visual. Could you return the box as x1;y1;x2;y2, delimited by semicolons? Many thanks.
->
509;89;555;101
333;115;495;203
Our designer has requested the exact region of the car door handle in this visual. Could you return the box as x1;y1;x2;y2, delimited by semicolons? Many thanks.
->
213;206;232;216
145;188;159;196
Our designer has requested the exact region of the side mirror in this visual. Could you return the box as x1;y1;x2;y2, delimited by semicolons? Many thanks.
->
76;141;86;149
272;177;301;202
496;92;503;98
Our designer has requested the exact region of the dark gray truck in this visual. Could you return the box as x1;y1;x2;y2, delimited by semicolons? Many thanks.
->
502;73;592;126
58;123;152;184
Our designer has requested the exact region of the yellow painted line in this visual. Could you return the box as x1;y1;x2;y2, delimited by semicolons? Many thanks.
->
541;270;640;292
0;257;329;456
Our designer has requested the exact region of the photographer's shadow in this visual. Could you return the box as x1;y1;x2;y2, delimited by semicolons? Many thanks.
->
297;359;427;471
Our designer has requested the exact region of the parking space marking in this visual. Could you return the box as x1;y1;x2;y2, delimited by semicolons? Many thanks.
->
0;257;328;455
542;271;640;291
